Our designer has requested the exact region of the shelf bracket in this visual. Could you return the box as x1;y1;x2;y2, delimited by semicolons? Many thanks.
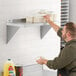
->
40;25;51;39
7;25;19;43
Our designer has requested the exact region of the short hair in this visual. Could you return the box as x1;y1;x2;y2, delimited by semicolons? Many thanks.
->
65;22;76;38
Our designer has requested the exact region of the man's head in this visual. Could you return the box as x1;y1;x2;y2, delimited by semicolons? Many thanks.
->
62;22;76;42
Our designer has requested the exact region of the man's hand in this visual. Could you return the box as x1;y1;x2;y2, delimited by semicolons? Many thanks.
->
43;14;60;32
36;57;48;65
43;15;51;22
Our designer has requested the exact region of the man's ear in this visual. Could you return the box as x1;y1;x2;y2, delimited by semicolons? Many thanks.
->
67;31;71;37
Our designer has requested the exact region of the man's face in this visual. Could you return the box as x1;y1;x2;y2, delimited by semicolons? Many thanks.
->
62;26;67;40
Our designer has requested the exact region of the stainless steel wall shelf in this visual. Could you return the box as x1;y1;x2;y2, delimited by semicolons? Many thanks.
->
6;20;51;43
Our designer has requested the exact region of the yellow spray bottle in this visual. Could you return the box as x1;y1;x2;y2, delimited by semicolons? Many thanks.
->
3;59;16;76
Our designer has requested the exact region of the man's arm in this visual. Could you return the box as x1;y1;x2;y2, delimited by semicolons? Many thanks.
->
43;15;60;32
36;46;76;70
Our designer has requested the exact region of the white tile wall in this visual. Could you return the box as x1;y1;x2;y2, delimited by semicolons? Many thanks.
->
69;0;76;23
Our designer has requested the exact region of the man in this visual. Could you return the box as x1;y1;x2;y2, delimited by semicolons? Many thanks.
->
36;15;76;76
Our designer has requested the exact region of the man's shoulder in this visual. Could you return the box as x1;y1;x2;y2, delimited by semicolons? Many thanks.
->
62;44;76;53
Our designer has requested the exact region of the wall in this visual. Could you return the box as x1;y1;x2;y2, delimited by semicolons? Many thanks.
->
0;0;61;75
69;0;76;23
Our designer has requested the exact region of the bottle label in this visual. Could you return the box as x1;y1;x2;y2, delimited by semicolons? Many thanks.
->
8;66;15;76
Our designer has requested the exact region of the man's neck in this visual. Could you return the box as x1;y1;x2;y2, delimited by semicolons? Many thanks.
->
66;37;76;42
